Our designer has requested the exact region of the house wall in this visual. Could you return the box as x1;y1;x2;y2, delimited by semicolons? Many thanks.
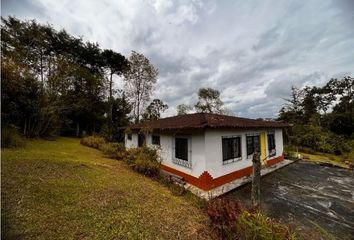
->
205;128;284;179
125;132;207;178
125;133;138;148
125;128;284;191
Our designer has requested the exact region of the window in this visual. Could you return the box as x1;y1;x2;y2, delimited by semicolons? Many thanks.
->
222;136;241;164
173;136;191;168
152;135;160;145
127;133;132;140
246;134;260;157
138;134;145;147
175;137;188;161
267;132;276;156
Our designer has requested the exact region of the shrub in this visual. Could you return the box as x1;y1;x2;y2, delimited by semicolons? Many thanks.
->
99;142;126;160
125;148;141;166
206;198;298;240
126;147;161;177
236;211;298;240
80;136;106;149
1;126;26;148
206;198;243;238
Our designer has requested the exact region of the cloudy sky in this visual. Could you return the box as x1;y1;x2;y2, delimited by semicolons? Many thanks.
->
2;0;354;118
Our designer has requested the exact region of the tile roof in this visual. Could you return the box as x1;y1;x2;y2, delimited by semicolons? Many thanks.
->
127;113;291;131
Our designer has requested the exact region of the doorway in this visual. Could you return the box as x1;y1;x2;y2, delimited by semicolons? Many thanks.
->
138;134;145;147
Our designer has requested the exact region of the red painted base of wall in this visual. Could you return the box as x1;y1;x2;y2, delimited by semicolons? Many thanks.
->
161;154;284;191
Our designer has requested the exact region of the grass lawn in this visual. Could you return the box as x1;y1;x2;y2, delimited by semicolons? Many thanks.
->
1;138;215;239
285;145;354;169
299;151;353;168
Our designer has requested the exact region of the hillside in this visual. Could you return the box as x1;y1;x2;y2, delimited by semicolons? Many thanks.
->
1;138;214;239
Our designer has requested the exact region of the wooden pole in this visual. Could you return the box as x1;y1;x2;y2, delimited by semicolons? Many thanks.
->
251;152;261;207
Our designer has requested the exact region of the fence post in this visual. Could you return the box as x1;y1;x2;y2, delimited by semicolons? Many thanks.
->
251;152;261;207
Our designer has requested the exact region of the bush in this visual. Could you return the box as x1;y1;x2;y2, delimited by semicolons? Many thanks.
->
1;126;26;148
126;147;161;177
207;198;243;238
236;211;297;240
99;142;126;160
125;148;141;166
80;136;106;149
206;198;298;240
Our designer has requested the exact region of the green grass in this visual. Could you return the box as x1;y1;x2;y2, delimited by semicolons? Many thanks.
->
285;145;354;169
1;138;214;240
300;151;353;168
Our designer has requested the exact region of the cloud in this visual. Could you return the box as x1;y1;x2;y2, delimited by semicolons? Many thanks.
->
2;0;354;118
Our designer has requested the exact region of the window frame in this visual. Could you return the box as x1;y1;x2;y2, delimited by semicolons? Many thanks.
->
173;135;192;168
127;133;132;140
267;131;276;157
152;135;160;146
246;133;260;158
222;135;242;165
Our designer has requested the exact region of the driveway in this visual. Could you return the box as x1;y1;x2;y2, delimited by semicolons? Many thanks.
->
225;160;354;239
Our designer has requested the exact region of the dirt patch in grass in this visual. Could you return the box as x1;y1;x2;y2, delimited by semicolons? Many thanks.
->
2;138;215;239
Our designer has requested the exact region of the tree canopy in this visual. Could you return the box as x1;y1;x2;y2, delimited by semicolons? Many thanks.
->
279;76;354;154
195;87;225;114
123;51;158;123
1;17;133;139
142;99;168;120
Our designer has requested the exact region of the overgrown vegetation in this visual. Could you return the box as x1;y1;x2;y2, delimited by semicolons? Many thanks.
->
279;77;354;163
206;198;299;240
1;126;26;148
100;142;126;160
79;135;106;149
81;136;161;177
127;147;162;177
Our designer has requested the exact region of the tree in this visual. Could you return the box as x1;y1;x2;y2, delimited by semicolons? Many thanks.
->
302;86;319;123
176;104;193;115
123;51;158;123
101;92;132;142
102;49;128;140
278;86;304;125
325;76;354;136
142;99;168;120
195;88;224;114
1;17;126;138
278;76;353;155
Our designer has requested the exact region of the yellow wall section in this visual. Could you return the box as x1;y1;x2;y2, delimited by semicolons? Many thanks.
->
260;132;266;164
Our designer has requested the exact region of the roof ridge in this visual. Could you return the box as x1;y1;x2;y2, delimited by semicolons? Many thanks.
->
124;112;291;130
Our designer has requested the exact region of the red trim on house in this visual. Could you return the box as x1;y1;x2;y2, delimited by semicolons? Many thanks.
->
161;154;284;191
267;155;284;166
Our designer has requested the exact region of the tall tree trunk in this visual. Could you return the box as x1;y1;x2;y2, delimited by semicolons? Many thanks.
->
76;121;80;137
24;118;27;136
40;53;44;90
251;152;261;207
109;70;113;140
136;90;140;123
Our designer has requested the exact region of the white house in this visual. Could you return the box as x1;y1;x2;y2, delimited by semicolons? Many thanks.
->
125;113;291;198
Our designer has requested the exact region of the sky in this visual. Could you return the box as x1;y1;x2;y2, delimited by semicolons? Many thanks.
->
2;0;354;118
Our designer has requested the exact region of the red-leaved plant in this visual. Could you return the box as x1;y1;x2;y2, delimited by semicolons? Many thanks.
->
207;198;243;238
